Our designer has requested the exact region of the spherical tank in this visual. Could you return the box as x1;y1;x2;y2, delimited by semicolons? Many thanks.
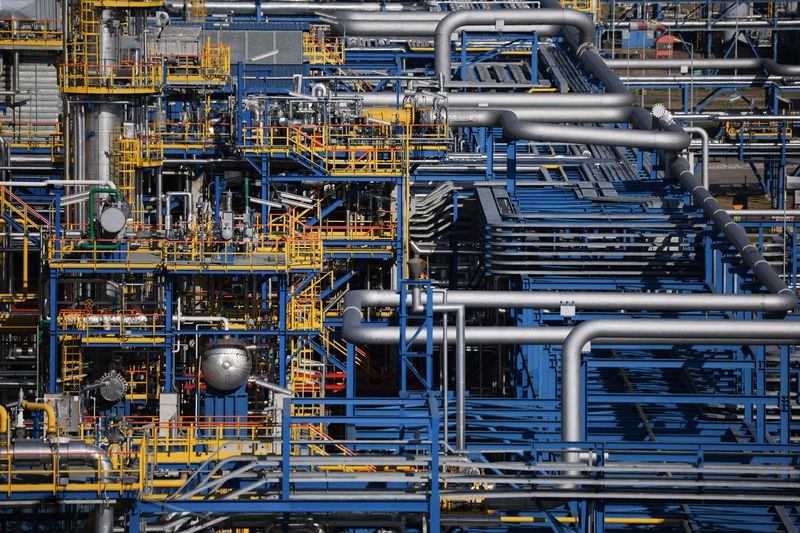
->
201;343;251;391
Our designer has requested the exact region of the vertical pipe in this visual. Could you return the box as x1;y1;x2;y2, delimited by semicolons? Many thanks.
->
455;306;465;451
441;313;448;447
685;126;710;189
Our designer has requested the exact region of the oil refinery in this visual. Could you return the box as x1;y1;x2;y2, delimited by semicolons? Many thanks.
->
0;0;799;531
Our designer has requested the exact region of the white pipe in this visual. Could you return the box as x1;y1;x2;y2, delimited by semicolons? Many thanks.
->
174;315;229;330
684;127;710;189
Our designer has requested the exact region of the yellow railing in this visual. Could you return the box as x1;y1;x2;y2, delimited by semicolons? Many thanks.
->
303;32;345;65
188;0;206;21
563;0;598;17
152;120;228;149
725;120;794;140
0;120;62;152
0;18;62;48
242;122;449;175
163;41;230;84
57;311;164;344
114;135;164;168
59;62;162;94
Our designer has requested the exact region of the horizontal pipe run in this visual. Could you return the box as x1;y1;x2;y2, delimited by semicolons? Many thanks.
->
604;58;800;77
348;289;795;313
725;209;800;217
447;106;634;125
358;92;634;109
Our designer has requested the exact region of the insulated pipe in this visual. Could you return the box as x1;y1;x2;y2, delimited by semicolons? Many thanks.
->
0;180;117;189
684;127;710;189
725;210;800;217
2;441;113;533
447;106;635;125
560;319;800;468
358;92;634;109
606;19;800;30
441;107;689;150
604;58;800;77
343;288;795;327
249;377;293;396
500;111;689;150
21;400;56;435
165;1;405;16
670;156;794;297
433;9;595;85
173;316;229;330
342;288;797;346
329;11;561;38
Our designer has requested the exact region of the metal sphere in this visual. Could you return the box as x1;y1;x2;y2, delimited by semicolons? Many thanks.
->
201;343;251;391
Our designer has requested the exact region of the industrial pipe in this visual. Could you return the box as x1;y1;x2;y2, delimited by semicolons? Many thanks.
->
447;106;635;125
500;111;689;150
604;58;800;77
166;1;406;16
433;9;595;85
560;319;800;471
0;405;8;435
684;127;710;189
0;179;116;189
329;11;561;38
21;400;56;435
358;92;634;109
670;156;794;297
1;440;113;532
725;209;800;217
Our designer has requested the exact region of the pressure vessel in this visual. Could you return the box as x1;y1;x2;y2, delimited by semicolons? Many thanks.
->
201;343;251;390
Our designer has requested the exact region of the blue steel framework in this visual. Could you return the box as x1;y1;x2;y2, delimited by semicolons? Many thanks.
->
0;0;796;532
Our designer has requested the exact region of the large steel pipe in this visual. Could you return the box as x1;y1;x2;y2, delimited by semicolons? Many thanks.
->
560;319;800;469
670;156;794;297
604;58;800;77
358;92;634;109
166;1;406;16
330;11;561;38
433;9;595;84
2;441;113;533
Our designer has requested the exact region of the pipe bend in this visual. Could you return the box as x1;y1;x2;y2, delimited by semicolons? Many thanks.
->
434;8;594;83
498;111;690;150
21;400;56;435
0;405;8;435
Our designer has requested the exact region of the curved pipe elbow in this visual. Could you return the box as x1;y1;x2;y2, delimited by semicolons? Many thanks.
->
21;400;56;435
435;9;594;83
499;112;690;150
